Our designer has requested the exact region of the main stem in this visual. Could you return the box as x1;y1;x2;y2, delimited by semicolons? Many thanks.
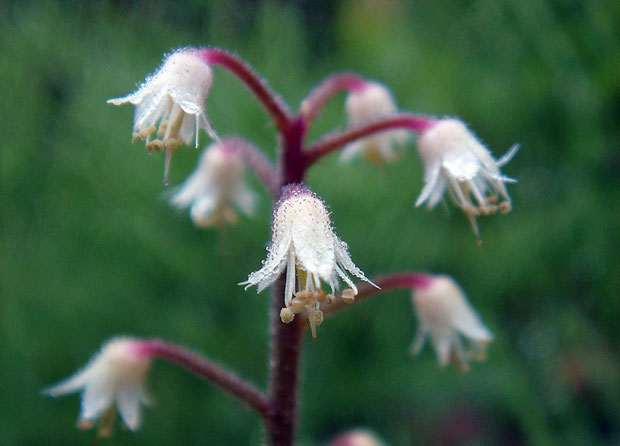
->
267;112;308;445
267;276;304;445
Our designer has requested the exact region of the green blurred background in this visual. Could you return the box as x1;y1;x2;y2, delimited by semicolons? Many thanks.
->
2;0;619;444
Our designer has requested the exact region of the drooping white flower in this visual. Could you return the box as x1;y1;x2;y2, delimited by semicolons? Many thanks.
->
341;82;408;164
43;338;152;436
108;48;216;184
170;141;257;228
410;275;493;370
240;184;377;339
415;118;519;240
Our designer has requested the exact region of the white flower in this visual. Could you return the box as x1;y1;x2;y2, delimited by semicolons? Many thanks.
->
341;82;408;164
170;141;257;228
43;338;152;436
108;48;216;184
240;184;377;339
415;118;519;240
410;275;493;370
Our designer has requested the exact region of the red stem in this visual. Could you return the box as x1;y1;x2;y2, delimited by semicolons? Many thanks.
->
137;339;270;419
200;48;291;132
299;72;367;130
304;113;437;167
321;272;433;320
280;115;307;185
267;276;304;445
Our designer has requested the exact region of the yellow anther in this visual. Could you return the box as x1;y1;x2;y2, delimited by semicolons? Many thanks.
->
146;140;164;153
289;299;306;313
341;288;356;304
499;202;511;213
311;309;324;326
325;294;334;304
157;119;168;138
280;307;295;323
294;290;312;302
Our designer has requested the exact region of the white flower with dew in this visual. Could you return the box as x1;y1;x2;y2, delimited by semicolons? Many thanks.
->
341;82;408;164
410;275;493;370
107;48;217;184
415;118;519;241
240;184;377;339
170;141;257;228
43;338;152;436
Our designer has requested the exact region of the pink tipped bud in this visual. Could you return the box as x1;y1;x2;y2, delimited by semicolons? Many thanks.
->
43;337;152;435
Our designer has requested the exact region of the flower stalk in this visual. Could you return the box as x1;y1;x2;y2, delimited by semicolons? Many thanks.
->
305;113;437;166
199;48;291;132
137;339;270;419
300;72;367;128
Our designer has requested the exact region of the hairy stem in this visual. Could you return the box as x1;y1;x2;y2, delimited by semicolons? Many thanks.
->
299;73;367;130
137;339;270;419
280;115;307;185
200;48;291;131
304;113;437;166
267;276;304;445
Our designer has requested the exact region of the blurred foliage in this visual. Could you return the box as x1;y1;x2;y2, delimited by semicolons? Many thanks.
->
1;0;619;444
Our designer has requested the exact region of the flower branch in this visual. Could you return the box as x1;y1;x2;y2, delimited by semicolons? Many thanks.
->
317;272;433;322
299;73;367;130
304;113;437;166
200;48;291;131
138;339;270;419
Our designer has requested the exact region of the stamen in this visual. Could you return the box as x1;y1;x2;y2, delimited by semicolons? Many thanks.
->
164;103;184;142
341;288;356;304
156;119;168;138
497;143;520;167
499;201;512;213
308;307;324;341
163;147;175;186
280;307;295;323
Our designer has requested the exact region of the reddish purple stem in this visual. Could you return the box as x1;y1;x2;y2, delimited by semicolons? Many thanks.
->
304;113;437;167
267;276;304;445
300;73;368;129
321;272;434;320
137;339;270;419
200;48;291;132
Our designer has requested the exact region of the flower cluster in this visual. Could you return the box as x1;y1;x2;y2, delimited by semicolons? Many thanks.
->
45;44;519;440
